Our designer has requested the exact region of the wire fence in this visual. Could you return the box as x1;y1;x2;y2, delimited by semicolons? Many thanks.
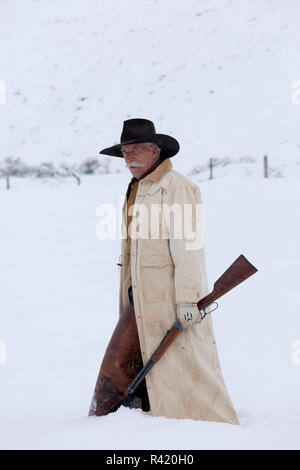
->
1;155;299;189
188;155;300;181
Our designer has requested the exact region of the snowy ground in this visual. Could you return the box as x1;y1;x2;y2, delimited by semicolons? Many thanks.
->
0;171;300;450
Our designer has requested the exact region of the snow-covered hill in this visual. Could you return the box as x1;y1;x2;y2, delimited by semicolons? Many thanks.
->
0;0;300;174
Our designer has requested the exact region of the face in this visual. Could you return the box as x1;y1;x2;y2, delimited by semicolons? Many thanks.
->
121;143;159;179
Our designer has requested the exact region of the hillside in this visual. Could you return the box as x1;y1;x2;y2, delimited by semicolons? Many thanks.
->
0;0;299;175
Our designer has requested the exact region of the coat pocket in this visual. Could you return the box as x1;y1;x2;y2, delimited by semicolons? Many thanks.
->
140;254;173;267
140;254;175;304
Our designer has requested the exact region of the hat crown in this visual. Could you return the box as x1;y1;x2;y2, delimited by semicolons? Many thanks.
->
121;118;156;144
99;117;179;159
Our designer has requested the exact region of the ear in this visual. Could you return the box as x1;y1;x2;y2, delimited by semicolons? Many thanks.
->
151;144;159;158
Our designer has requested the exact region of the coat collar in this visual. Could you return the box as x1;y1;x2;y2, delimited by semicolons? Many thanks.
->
143;158;172;183
129;158;173;185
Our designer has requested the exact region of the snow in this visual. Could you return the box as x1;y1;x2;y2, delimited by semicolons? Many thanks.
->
0;173;300;450
0;0;300;451
0;0;300;169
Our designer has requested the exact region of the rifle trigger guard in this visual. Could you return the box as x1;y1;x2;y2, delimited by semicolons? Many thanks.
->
199;301;218;320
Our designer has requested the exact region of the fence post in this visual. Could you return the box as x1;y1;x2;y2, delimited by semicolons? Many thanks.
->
71;172;81;186
209;158;213;180
6;175;10;189
264;155;268;178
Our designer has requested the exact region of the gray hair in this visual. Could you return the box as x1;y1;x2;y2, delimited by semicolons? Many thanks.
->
143;142;161;158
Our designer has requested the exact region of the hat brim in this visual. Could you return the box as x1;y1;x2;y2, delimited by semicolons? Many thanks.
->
99;134;180;159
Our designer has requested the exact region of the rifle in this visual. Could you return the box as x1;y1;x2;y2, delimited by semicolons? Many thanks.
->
127;254;257;395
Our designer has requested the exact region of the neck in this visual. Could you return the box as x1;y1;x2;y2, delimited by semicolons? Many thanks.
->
137;158;162;180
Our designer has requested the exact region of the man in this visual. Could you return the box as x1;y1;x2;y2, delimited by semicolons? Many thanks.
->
97;118;239;424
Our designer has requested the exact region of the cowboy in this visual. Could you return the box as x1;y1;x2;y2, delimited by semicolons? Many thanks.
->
96;118;239;424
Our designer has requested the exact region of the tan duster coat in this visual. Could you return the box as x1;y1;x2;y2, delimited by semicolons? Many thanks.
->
118;158;239;425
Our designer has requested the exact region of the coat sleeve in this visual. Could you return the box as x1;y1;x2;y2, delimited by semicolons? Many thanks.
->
162;181;207;304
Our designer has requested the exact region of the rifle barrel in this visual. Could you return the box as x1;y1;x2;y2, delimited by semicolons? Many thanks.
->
128;358;155;394
128;321;183;395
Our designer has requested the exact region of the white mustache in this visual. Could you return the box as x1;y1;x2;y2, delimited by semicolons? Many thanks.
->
126;161;145;168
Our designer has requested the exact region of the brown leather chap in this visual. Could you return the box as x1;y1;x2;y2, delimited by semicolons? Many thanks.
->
88;303;150;416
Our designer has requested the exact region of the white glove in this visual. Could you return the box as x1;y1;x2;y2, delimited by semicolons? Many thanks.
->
176;303;201;328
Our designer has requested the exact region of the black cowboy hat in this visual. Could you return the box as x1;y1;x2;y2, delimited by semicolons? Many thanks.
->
99;118;180;159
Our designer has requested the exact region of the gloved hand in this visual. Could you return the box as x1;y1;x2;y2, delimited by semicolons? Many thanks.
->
176;303;201;328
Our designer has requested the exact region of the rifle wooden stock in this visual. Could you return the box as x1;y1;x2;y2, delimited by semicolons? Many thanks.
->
128;254;258;395
197;254;258;311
